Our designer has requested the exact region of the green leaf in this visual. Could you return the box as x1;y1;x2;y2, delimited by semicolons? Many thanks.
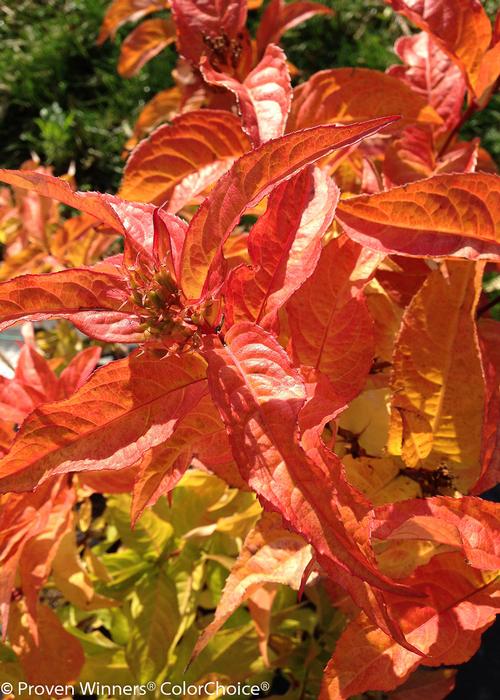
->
125;567;181;683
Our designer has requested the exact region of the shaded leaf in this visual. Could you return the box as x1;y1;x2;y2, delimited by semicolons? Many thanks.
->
256;0;333;56
8;601;84;684
126;568;180;682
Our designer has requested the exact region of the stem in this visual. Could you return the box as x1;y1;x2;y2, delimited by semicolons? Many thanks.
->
477;294;500;318
0;350;15;372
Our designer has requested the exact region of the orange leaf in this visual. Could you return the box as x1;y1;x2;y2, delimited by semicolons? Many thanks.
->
387;261;486;491
372;495;500;571
97;0;166;44
120;110;251;207
336;173;500;261
192;511;312;659
125;86;182;148
118;18;176;77
320;553;499;699
287;237;380;404
180;116;399;300
287;68;442;132
0;350;207;493
8;601;84;684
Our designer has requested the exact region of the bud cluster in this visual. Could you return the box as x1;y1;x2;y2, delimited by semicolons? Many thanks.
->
128;265;221;352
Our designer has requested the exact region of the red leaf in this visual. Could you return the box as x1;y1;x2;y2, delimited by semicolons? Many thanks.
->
288;68;443;132
0;350;207;493
0;169;126;232
336;173;500;261
319;552;499;699
117;18;176;77
172;0;247;64
204;322;420;647
0;268;143;343
372;496;500;571
120;110;251;207
386;0;493;96
201;44;292;146
225;166;337;329
58;346;102;397
287;237;380;404
256;0;333;57
387;33;466;130
180;116;399;300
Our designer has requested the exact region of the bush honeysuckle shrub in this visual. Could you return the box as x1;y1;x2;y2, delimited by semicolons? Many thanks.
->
0;0;500;697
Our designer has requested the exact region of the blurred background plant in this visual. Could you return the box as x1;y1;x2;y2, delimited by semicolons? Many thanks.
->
1;0;498;193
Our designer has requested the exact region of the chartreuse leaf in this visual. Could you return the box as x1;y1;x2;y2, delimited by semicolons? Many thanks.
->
107;494;174;561
183;623;267;685
125;567;181;683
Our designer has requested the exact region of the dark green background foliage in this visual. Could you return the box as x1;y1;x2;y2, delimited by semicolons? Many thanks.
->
0;0;498;193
